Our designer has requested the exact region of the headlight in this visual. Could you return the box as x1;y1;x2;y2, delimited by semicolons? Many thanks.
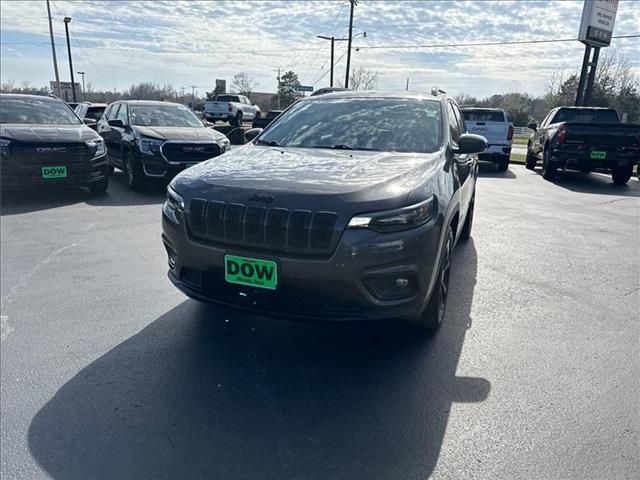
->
347;197;435;233
162;185;184;224
217;136;231;152
85;138;105;157
0;138;10;155
138;136;164;155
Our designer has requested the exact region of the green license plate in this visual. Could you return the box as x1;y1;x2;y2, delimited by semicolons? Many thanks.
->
41;166;67;179
590;150;607;160
225;255;278;290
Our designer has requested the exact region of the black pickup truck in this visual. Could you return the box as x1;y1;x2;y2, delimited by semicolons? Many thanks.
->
526;107;640;184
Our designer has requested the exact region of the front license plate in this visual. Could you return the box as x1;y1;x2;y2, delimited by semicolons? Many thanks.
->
590;150;607;160
224;255;278;290
41;166;67;179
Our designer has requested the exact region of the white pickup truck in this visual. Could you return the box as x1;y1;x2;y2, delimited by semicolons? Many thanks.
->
203;95;261;126
461;107;513;171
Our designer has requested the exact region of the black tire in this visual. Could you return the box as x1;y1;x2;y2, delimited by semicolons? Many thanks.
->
612;164;632;185
542;147;557;181
411;225;454;331
497;157;509;172
525;146;537;170
125;151;145;191
459;192;474;242
88;178;109;195
254;111;261;119
233;112;243;127
108;165;115;176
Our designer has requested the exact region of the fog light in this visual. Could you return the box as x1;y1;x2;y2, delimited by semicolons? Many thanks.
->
164;244;177;269
363;274;416;300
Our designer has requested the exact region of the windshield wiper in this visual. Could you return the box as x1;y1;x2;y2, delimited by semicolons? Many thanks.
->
307;144;380;151
257;139;282;147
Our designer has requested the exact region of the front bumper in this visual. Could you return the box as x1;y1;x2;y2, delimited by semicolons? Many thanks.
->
1;153;108;187
162;213;442;321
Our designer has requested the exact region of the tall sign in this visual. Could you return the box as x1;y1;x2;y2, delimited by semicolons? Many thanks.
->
575;0;619;106
578;0;619;47
50;81;81;102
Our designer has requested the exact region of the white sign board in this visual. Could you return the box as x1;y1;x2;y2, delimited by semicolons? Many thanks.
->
50;81;81;101
578;0;618;47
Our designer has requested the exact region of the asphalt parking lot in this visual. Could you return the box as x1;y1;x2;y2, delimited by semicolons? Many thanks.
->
1;165;638;480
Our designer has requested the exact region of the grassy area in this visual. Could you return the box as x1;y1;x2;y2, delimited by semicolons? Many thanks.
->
510;152;526;164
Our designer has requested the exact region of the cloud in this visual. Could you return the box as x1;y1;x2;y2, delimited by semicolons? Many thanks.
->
1;0;638;97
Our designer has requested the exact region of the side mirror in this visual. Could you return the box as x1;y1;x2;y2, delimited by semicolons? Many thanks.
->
108;119;125;128
245;128;263;142
527;122;537;131
456;133;487;154
83;118;97;126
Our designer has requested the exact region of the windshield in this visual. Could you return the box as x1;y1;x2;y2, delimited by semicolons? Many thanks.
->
130;104;203;127
0;97;81;125
215;95;240;102
258;97;443;153
85;107;106;120
553;109;619;124
462;110;505;122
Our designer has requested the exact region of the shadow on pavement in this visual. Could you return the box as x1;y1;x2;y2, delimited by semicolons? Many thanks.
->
0;171;166;216
535;168;640;197
478;162;517;179
28;240;487;480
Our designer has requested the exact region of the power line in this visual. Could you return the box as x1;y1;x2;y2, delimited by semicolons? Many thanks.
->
355;34;640;50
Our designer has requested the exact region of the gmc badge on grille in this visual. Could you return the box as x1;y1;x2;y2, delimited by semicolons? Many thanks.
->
36;147;66;153
182;146;206;153
249;194;274;205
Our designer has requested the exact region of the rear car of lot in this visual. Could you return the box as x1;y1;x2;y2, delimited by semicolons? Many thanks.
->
1;166;638;480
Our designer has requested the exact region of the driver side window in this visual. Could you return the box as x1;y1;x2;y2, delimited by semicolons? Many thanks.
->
106;104;119;121
447;102;461;146
115;104;128;124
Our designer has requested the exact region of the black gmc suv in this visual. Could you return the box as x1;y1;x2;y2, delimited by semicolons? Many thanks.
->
0;94;109;194
96;100;230;190
526;106;640;184
162;91;487;330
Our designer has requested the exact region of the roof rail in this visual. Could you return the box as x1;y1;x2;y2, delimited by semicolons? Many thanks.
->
430;86;447;96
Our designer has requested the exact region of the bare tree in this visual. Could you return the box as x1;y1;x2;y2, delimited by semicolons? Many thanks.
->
337;67;379;91
231;72;259;99
453;93;478;106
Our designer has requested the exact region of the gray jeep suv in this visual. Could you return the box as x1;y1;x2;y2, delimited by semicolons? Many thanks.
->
161;91;486;329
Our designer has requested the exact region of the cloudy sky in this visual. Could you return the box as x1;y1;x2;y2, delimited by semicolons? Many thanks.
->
1;0;638;98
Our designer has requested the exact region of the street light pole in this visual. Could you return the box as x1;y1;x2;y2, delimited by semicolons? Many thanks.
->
318;35;348;87
46;0;61;97
63;17;76;103
77;71;86;101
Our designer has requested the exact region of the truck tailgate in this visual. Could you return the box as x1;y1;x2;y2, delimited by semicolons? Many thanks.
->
204;102;230;115
465;121;509;144
563;123;640;148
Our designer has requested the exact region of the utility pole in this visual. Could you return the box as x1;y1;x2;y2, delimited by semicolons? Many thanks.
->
46;0;61;97
406;77;409;91
274;68;281;109
180;86;186;98
345;0;356;88
189;85;198;100
77;71;86;101
317;35;349;87
63;17;76;102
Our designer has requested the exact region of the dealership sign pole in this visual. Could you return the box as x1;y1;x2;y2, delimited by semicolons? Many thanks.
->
575;0;619;106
